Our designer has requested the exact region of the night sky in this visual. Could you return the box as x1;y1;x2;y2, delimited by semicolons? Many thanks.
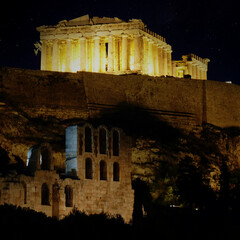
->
0;0;240;83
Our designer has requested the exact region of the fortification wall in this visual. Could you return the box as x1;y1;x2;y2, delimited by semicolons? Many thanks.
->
1;67;240;129
83;72;204;128
205;80;240;128
0;68;88;119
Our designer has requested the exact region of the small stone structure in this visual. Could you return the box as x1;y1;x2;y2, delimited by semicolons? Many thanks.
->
173;54;210;79
0;124;134;222
37;15;209;79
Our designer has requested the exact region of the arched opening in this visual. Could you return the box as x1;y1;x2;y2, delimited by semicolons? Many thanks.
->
85;126;92;152
113;162;120;181
40;146;51;170
113;130;120;156
41;183;50;205
27;147;33;167
85;158;93;179
99;128;107;154
22;182;27;204
100;160;107;180
27;144;53;172
65;185;73;207
27;146;39;172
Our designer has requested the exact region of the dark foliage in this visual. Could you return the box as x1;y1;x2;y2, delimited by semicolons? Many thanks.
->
0;146;10;175
0;146;26;175
176;156;215;209
0;205;131;240
60;209;131;240
0;204;55;240
1;204;240;240
88;103;182;144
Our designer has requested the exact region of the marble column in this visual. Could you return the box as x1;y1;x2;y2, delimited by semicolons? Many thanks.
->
203;70;207;80
133;34;141;72
158;46;163;76
201;68;206;80
167;50;172;76
40;40;47;70
46;41;53;71
163;48;168;76
108;35;114;72
143;37;149;74
71;39;80;72
187;62;193;77
121;34;128;71
200;70;203;80
153;43;159;76
196;65;200;79
148;40;153;75
66;39;72;72
52;39;58;71
114;38;120;71
100;38;106;72
93;36;100;72
80;37;86;71
192;64;197;79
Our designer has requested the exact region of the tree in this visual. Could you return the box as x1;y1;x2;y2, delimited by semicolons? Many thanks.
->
176;156;214;209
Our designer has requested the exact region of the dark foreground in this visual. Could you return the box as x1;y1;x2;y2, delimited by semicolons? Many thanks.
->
0;204;239;240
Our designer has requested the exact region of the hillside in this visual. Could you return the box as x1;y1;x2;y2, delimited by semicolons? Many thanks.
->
1;98;240;212
1;67;240;212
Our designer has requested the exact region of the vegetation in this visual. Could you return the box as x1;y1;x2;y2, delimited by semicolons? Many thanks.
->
2;105;240;239
0;204;239;240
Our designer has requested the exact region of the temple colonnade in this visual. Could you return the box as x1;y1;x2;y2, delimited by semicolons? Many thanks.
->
40;34;172;76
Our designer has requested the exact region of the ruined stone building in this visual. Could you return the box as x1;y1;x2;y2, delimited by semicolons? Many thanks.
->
1;15;239;222
37;15;209;79
0;124;134;222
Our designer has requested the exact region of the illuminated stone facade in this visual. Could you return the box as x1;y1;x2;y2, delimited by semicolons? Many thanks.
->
173;54;210;80
37;15;209;79
0;124;134;222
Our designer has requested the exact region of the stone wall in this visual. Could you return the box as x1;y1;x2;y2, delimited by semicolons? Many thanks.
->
1;67;240;131
0;170;133;222
0;68;88;120
83;72;203;128
1;67;240;221
0;123;134;222
205;80;240;127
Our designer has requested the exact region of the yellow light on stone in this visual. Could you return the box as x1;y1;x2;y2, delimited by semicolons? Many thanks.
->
61;63;66;72
130;54;134;70
71;40;80;72
148;64;154;75
129;39;134;71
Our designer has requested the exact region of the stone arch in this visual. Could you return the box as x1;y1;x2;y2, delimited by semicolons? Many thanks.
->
41;183;50;205
85;158;93;179
40;144;53;170
112;129;120;156
99;126;107;154
84;125;93;153
27;143;54;173
113;162;120;181
27;145;39;172
100;160;107;180
65;185;73;207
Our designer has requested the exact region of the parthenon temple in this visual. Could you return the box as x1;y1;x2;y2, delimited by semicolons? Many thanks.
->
37;15;210;79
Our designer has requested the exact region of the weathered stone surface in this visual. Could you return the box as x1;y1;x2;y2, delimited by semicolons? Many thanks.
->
0;123;134;222
1;67;240;218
